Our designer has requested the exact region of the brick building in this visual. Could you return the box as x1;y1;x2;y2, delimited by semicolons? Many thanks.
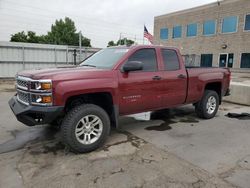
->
154;0;250;69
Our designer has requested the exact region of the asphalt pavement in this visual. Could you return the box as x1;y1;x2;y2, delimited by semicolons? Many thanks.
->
0;90;249;188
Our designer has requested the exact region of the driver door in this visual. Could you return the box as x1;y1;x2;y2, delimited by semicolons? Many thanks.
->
118;48;163;115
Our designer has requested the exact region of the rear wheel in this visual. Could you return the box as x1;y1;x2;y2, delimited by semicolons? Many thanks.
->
61;104;110;153
195;90;219;119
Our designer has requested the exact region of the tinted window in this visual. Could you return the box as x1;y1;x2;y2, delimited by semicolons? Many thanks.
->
187;23;198;37
128;49;157;71
203;20;216;35
80;48;128;69
200;54;213;67
162;49;180;71
244;14;250;31
241;53;250;68
222;16;238;33
160;28;168;40
173;26;182;38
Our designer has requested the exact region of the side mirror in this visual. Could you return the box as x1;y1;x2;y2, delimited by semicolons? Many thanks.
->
122;61;143;72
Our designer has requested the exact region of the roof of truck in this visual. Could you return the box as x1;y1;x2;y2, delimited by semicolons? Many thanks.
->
108;45;179;50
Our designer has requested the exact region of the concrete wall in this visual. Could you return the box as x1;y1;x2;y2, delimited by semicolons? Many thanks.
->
0;41;100;77
224;81;250;106
154;0;250;69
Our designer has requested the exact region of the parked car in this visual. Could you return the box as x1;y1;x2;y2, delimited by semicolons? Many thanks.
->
9;45;231;153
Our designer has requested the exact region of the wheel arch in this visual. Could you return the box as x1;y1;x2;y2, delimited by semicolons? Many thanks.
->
204;82;222;104
64;92;118;128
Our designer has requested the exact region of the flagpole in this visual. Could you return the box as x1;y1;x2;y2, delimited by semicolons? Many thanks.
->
143;24;145;45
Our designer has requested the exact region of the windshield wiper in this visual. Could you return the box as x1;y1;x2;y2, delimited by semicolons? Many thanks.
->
81;64;96;67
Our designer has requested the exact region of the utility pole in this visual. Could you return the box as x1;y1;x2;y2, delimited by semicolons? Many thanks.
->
119;33;122;45
79;31;82;62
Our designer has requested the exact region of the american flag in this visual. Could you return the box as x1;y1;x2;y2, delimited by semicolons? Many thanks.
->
144;26;154;44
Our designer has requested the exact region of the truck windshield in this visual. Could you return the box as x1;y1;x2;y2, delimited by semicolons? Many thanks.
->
80;48;129;69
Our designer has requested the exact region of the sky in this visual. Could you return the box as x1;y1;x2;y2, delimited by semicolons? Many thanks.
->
0;0;215;47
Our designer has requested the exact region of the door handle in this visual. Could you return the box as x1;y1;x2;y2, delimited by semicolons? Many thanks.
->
177;74;186;79
152;76;162;80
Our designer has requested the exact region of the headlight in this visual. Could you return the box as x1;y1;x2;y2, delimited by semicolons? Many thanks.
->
31;80;52;91
31;94;52;106
30;79;52;106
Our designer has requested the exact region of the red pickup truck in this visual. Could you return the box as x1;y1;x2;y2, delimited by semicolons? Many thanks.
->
9;45;230;153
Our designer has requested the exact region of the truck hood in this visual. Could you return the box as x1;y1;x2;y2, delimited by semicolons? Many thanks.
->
18;66;115;81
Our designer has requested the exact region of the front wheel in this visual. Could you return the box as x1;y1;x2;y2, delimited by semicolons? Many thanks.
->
61;104;110;153
195;90;219;119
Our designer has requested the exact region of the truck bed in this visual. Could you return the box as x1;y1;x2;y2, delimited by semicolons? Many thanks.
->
185;67;231;104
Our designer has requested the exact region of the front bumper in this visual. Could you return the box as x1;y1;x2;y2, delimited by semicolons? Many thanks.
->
9;95;64;126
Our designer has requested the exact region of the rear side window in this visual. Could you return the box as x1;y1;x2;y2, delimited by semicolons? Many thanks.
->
162;49;180;71
128;48;157;71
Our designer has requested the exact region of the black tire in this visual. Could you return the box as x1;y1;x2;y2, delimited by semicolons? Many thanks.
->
195;90;219;119
61;104;110;153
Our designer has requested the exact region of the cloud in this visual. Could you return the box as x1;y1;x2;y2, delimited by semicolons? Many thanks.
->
0;0;215;47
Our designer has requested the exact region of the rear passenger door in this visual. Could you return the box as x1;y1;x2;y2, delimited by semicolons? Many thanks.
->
161;49;187;107
118;48;164;115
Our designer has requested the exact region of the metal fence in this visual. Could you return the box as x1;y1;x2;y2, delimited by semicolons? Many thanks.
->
182;54;201;67
0;41;101;78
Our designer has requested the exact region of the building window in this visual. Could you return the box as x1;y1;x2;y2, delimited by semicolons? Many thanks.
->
244;14;250;31
161;49;180;71
200;54;213;67
240;53;250;68
128;48;157;71
219;53;234;68
160;28;168;40
203;20;216;35
222;16;238;33
172;26;182;38
187;23;197;37
228;53;234;68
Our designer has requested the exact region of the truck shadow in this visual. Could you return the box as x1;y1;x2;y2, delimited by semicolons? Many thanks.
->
0;106;199;155
119;105;200;132
0;126;59;154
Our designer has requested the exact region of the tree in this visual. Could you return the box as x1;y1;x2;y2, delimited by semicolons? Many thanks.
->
107;38;135;47
10;31;48;43
47;17;91;47
10;31;27;42
117;38;135;46
107;40;116;47
10;17;91;47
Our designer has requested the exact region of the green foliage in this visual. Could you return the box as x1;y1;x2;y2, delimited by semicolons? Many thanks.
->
10;17;91;47
107;40;116;47
107;38;134;47
10;31;28;42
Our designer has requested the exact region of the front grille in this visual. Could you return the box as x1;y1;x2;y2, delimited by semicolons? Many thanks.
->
17;90;29;105
17;78;29;90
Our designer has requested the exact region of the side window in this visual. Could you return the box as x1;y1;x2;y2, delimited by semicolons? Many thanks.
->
128;49;157;71
162;49;180;71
